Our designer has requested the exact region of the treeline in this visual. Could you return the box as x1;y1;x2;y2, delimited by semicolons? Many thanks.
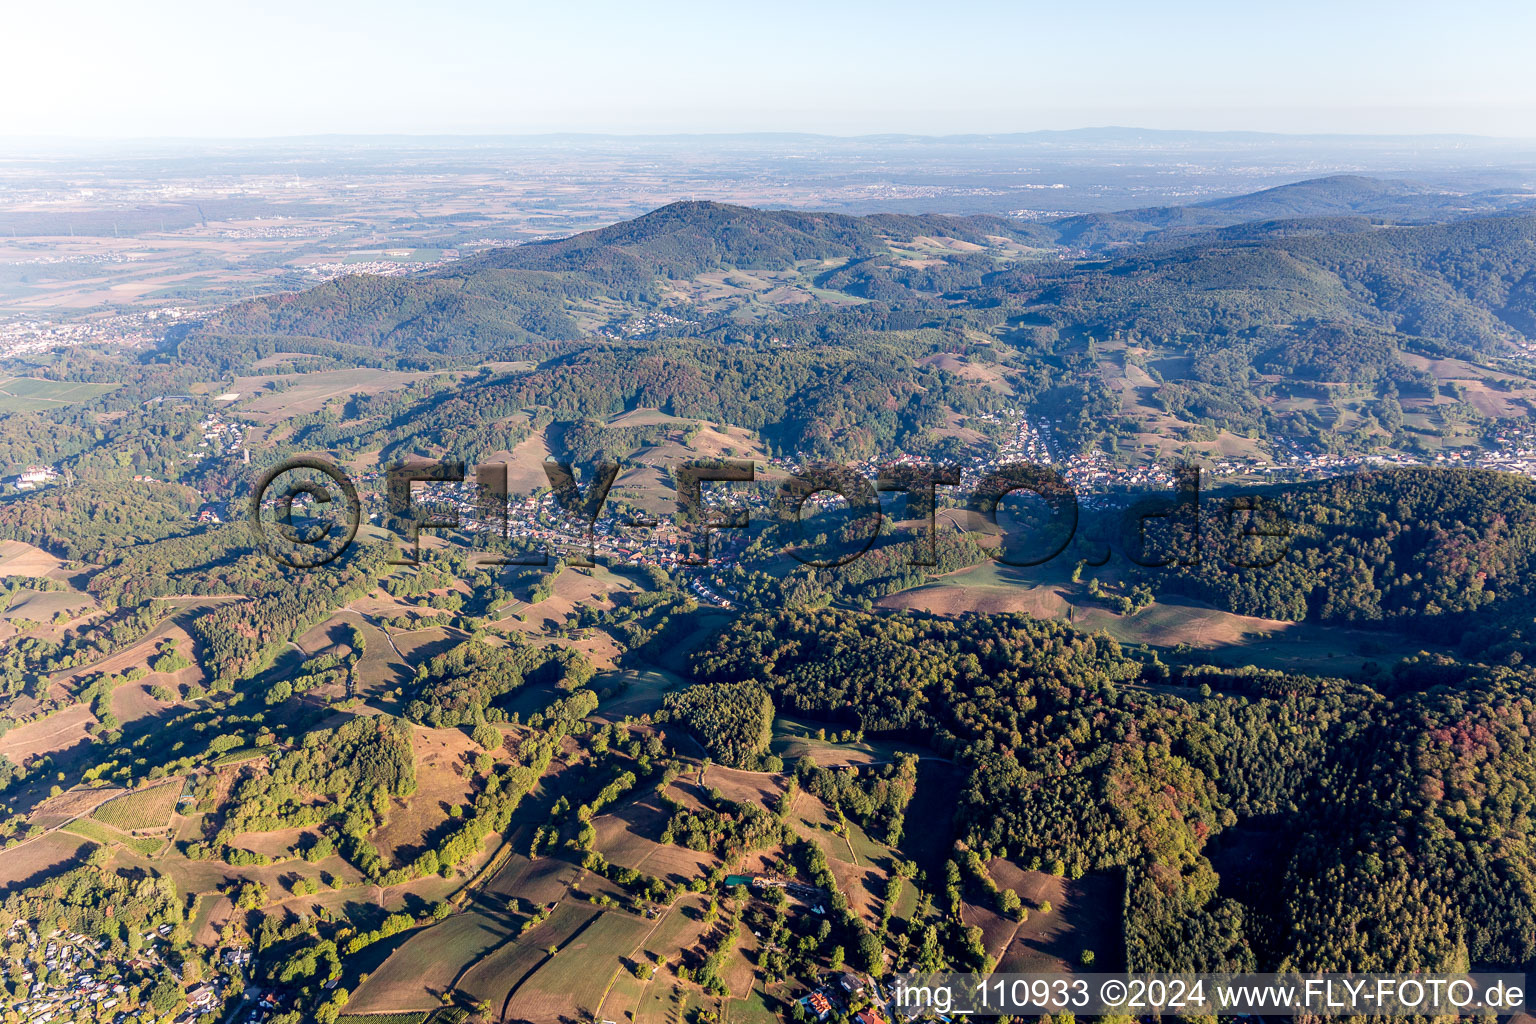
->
1138;467;1536;640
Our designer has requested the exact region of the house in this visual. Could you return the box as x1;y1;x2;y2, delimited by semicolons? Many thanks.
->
802;991;834;1021
840;973;868;996
18;465;56;485
856;1011;887;1024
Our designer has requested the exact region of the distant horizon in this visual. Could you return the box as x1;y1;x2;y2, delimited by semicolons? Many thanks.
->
5;125;1536;146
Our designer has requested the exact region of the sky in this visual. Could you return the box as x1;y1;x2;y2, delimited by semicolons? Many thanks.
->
5;0;1536;138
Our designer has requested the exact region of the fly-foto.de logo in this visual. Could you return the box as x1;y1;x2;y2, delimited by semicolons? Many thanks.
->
248;455;1293;574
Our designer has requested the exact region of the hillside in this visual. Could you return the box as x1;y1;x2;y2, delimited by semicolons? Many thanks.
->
184;183;1536;374
158;184;1536;472
184;201;1042;369
994;213;1536;353
1039;175;1536;249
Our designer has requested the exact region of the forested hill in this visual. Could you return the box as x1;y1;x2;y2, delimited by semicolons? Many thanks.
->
1039;174;1536;249
1132;467;1536;653
458;200;1038;279
991;213;1536;354
177;180;1536;379
179;200;1041;368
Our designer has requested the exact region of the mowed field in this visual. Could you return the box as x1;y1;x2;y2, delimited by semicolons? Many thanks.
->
26;785;125;830
498;564;637;634
0;539;83;583
589;668;687;722
0;376;118;412
874;556;1418;672
348;910;511;1014
503;909;654;1023
784;789;896;930
232;367;460;422
593;789;719;886
370;725;480;868
0;588;94;625
599;895;716;1024
0;831;94;892
455;901;594;1012
45;611;205;703
771;715;936;768
0;703;98;766
483;422;554;496
987;860;1126;972
877;559;1070;618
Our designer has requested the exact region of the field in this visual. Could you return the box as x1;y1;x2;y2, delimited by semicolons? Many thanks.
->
770;715;932;768
499;565;636;634
487;425;555;496
597;897;732;1024
593;790;719;885
0;832;93;892
45;611;204;703
90;780;183;830
233;367;459;422
480;849;583;909
110;680;180;725
370;725;481;868
0;376;119;412
987;861;1126;973
877;559;1070;618
348;911;511;1014
26;785;124;829
784;790;895;929
456;902;594;1011
0;539;81;583
695;764;790;811
504;909;654;1022
0;704;98;765
589;668;688;721
0;587;93;625
60;817;164;856
874;557;1423;673
729;983;793;1024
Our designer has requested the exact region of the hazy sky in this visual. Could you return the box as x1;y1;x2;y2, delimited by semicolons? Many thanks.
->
6;0;1535;138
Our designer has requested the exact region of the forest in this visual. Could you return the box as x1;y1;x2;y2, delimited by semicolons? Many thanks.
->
691;607;1536;972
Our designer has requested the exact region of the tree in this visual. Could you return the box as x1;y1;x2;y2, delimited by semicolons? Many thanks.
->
233;881;267;910
855;930;883;973
146;977;183;1015
471;722;501;751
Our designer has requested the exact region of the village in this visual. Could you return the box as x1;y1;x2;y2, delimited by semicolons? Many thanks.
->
1;919;240;1024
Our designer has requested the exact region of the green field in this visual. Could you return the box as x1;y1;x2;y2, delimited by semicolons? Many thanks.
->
730;983;792;1024
59;818;164;855
0;377;119;412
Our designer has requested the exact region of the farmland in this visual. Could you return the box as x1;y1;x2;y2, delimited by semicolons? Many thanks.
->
0;376;118;412
0;831;94;892
90;779;183;830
